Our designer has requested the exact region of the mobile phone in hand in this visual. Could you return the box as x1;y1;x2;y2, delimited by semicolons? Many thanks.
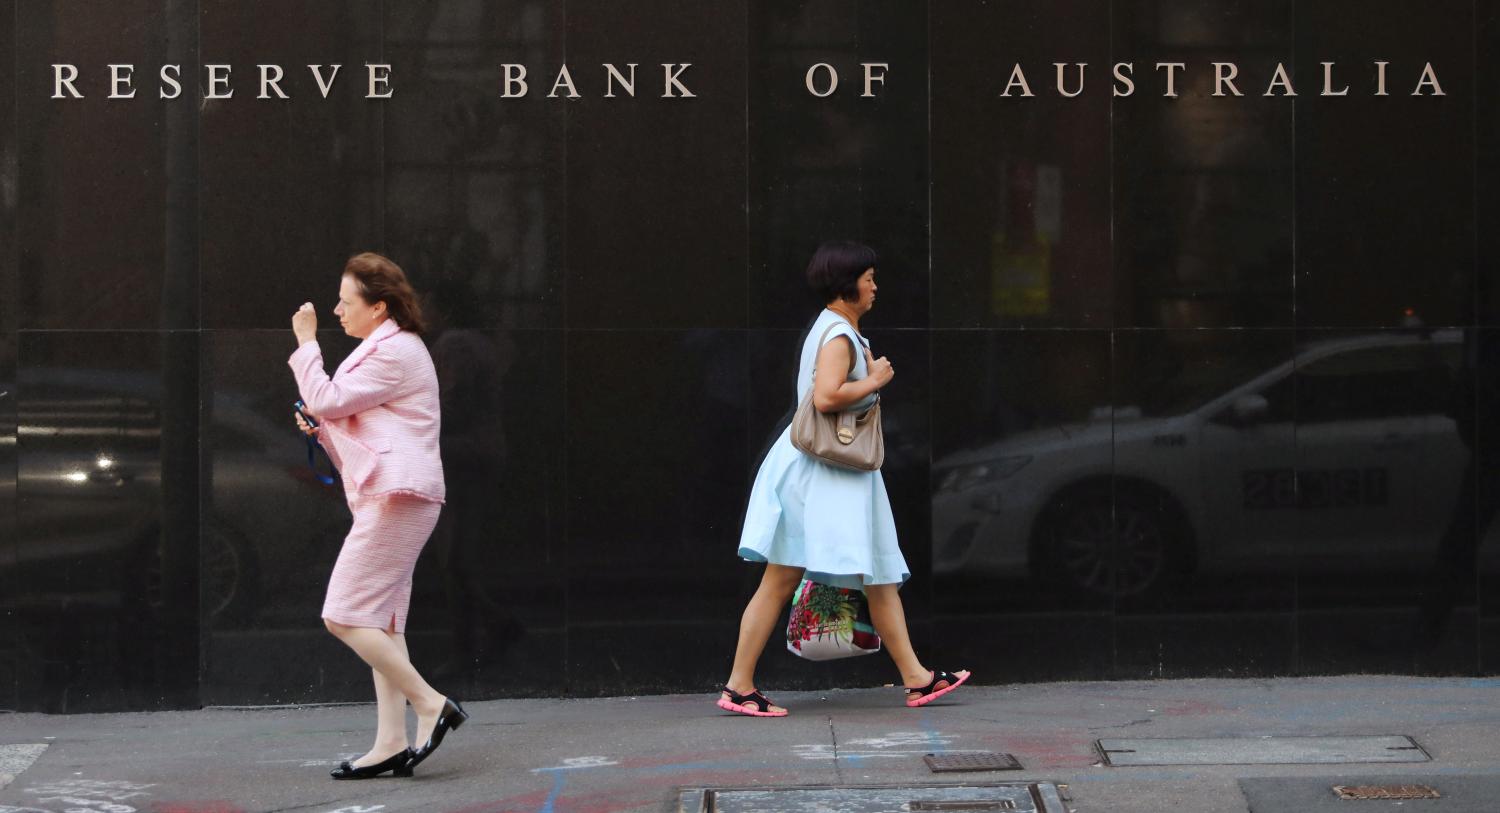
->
293;400;319;429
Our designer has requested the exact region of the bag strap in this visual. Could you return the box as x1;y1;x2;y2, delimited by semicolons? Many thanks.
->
304;434;338;486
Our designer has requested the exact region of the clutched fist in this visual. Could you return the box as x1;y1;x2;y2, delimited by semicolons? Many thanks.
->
292;302;317;346
865;346;894;388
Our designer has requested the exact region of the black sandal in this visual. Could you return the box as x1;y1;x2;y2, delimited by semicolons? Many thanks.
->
716;685;788;717
905;669;971;707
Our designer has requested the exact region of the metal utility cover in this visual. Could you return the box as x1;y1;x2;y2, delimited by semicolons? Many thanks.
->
925;752;1024;773
1333;784;1441;800
1097;735;1429;766
1241;776;1500;812
676;783;1069;813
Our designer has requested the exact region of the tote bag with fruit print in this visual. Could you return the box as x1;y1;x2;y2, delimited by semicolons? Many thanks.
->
785;580;883;661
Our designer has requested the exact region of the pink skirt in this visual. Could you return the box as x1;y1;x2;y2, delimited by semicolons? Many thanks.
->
322;494;443;634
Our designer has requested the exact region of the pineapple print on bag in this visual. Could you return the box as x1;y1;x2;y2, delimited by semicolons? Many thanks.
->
786;580;883;661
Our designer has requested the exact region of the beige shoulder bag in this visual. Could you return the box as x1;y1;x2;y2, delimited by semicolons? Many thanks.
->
790;322;885;471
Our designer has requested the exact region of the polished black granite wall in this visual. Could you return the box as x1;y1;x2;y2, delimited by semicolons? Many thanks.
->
2;0;17;719
4;0;1497;711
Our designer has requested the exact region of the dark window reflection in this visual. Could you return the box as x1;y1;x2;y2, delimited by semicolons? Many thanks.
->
384;1;563;330
421;328;564;689
1287;344;1457;424
1114;0;1295;328
199;0;379;330
0;337;15;710
1294;0;1474;329
931;0;1111;330
13;334;198;711
750;0;928;328
199;333;359;704
16;2;178;330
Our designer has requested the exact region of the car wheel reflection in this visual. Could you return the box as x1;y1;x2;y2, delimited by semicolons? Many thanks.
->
203;518;261;625
1036;486;1190;598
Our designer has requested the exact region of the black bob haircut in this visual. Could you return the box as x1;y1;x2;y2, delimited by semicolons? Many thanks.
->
806;240;878;304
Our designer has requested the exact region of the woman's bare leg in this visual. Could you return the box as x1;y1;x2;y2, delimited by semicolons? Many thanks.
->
863;583;932;687
326;620;448;747
354;635;412;766
725;564;805;708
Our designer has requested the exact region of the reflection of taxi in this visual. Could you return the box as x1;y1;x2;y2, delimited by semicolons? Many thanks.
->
933;331;1467;597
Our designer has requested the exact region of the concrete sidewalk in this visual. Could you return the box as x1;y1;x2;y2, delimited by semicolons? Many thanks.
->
2;676;1498;813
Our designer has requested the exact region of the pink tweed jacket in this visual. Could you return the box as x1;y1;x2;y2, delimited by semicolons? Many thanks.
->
289;318;445;503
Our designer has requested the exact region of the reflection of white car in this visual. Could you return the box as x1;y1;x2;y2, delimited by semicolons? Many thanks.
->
933;331;1468;597
9;368;330;625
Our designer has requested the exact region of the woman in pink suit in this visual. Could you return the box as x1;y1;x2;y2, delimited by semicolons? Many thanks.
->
289;252;468;780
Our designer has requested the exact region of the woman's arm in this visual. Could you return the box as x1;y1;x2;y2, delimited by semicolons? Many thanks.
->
812;336;893;413
289;342;406;420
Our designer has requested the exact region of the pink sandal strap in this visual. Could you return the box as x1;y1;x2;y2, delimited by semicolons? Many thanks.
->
905;669;970;706
718;686;787;716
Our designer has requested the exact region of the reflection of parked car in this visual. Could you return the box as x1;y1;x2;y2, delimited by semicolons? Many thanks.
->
933;331;1467;597
6;368;332;629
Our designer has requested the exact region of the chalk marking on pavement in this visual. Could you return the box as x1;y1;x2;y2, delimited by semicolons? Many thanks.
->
251;753;360;768
0;745;48;791
794;730;965;761
321;806;385;813
23;780;154;800
23;778;156;813
537;771;566;813
531;756;619;773
844;731;955;749
301;753;361;769
29;798;135;813
794;746;991;761
919;716;949;755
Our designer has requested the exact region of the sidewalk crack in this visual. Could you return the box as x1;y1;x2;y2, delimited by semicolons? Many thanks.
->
262;790;383;813
828;716;842;783
1087;718;1154;732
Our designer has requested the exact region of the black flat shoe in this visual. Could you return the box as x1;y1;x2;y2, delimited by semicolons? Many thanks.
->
330;748;414;780
405;698;469;771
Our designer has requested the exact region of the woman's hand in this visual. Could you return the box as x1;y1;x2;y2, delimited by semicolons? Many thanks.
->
814;338;891;413
294;411;318;437
866;347;894;389
292;302;318;346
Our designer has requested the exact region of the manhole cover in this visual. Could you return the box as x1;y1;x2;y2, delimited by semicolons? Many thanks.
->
676;783;1069;813
1333;784;1441;800
925;752;1023;773
1097;735;1430;766
1241;776;1500;812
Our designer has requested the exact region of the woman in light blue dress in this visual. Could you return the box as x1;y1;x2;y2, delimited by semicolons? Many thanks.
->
717;241;970;717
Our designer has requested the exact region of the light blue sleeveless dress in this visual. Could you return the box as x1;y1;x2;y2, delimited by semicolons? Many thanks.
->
737;309;910;590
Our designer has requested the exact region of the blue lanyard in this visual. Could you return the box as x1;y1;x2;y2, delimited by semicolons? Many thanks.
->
304;434;338;486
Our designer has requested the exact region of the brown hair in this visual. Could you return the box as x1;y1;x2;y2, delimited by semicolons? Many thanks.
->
343;252;426;334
